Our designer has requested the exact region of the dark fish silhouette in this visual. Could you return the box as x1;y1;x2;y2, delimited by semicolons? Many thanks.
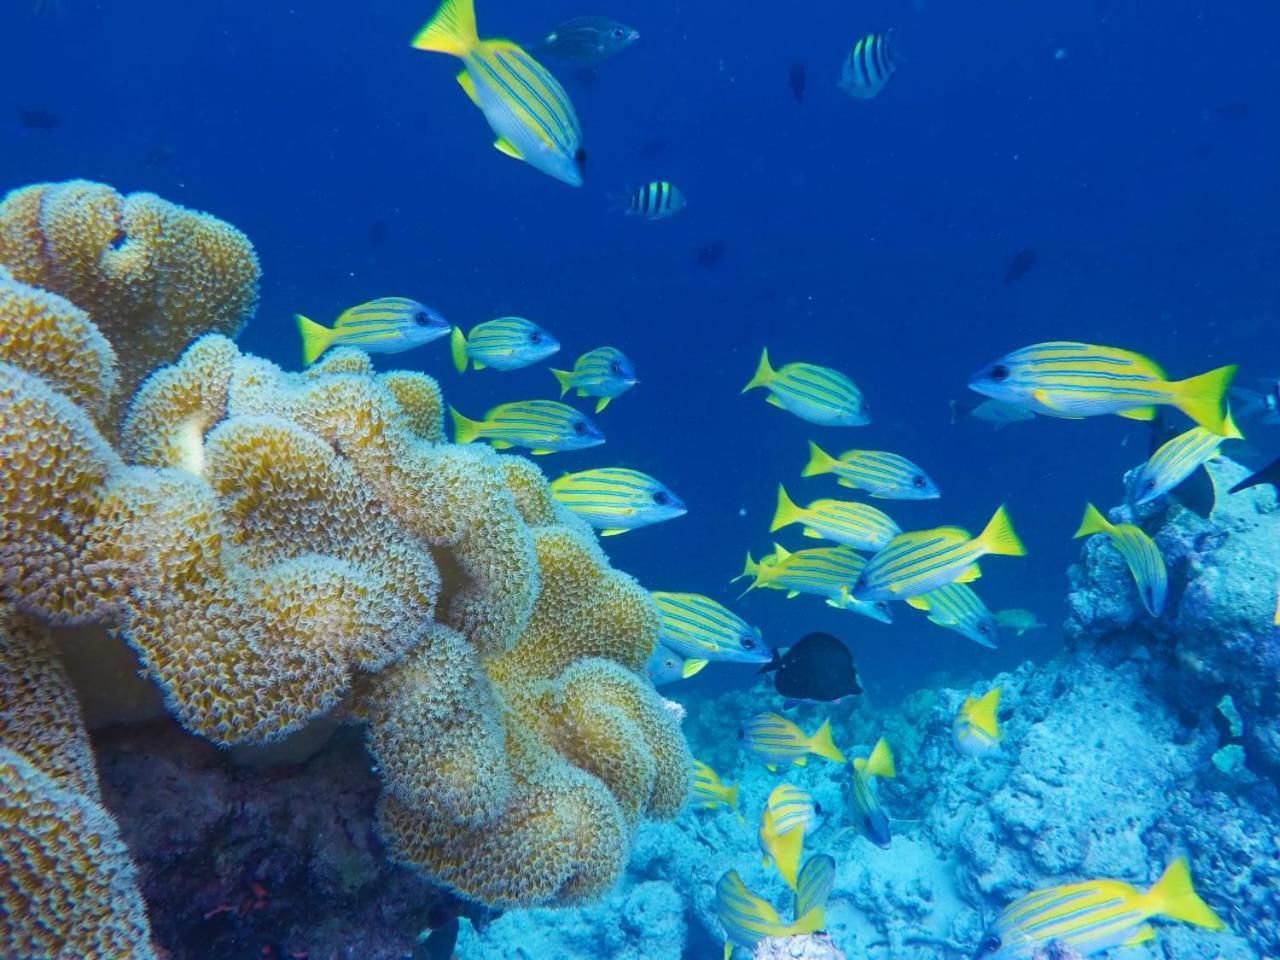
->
789;61;806;104
1004;248;1037;283
530;17;639;65
695;240;727;270
18;108;60;131
1229;455;1280;495
760;632;861;704
415;917;458;960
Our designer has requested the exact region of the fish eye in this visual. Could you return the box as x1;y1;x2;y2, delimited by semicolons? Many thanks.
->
876;602;889;614
573;421;587;436
653;490;670;505
1143;477;1156;490
529;331;542;344
740;634;756;650
978;622;990;634
413;311;432;326
978;935;1002;956
912;475;926;488
989;364;1010;382
575;147;587;170
612;27;625;38
610;361;622;375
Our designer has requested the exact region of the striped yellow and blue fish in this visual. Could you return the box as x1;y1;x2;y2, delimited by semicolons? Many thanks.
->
740;712;845;771
742;349;870;427
770;485;901;552
450;316;560;372
551;346;638;412
973;857;1226;959
852;506;1026;603
715;869;826;959
953;687;1002;757
802;442;940;500
550;468;686;536
824;586;895;625
736;545;893;624
450;399;603;454
1126;421;1240;506
652;592;769;674
758;783;820;891
1073;503;1167;617
691;760;740;813
792;855;836;927
969;342;1238;436
622;180;686;220
411;0;585;186
907;582;1000;649
295;297;451;367
849;737;895;848
839;31;896;99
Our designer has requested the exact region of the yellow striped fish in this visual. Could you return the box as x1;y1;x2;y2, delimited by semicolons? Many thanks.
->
953;687;1002;757
715;869;826;959
802;442;940;500
974;857;1226;959
853;506;1026;603
969;342;1238;435
839;31;896;100
450;316;560;372
550;468;686;536
1127;419;1240;506
1073;503;1167;617
742;349;870;426
770;485;901;551
849;737;895;848
652;592;769;673
551;347;638;413
907;582;1000;648
450;399;603;453
739;713;845;771
295;298;450;367
412;0;586;186
793;855;836;926
691;760;740;813
758;783;818;891
736;546;893;624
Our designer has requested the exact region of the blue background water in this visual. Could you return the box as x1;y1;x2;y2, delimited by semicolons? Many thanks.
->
3;0;1276;703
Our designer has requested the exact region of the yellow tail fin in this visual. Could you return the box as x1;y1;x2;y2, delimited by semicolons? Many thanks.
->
1221;407;1244;441
770;485;804;533
742;348;774;393
550;368;573;397
978;505;1026;556
1170;364;1238;436
966;687;1001;736
767;818;806;891
808;719;846;764
863;737;895;779
1073;502;1113;539
411;0;478;56
731;552;759;586
450;406;483;444
801;440;839;478
1146;857;1226;930
450;326;469;373
724;782;740;811
786;905;827;938
296;313;335;367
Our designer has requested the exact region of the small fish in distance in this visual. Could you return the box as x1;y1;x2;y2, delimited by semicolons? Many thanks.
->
907;582;1000;648
530;17;639;65
789;61;806;103
1004;248;1037;283
695;239;727;270
1229;377;1280;424
18;108;60;131
994;608;1044;637
739;712;845;771
759;632;862;705
839;31;896;99
620;181;686;220
802;442;940;500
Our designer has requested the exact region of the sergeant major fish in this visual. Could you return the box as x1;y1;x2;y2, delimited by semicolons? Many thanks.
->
652;591;768;675
1073;503;1167;617
450;399;603;453
803;442;940;499
839;31;896;99
742;349;870;426
412;0;586;186
621;180;686;220
550;468;686;535
551;346;638;412
295;297;450;367
450;316;560;372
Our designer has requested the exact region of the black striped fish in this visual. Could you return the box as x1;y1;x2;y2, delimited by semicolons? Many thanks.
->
549;468;686;535
450;316;560;372
295;297;450;367
770;484;901;551
839;31;896;100
1127;420;1238;506
412;0;586;186
622;181;686;220
803;442;940;499
969;341;1238;435
1073;503;1167;617
743;349;870;426
450;399;603;454
973;858;1225;959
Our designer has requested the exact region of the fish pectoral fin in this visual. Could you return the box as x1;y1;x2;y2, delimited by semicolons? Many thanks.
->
1117;406;1158;421
494;137;525;159
793;756;808;767
801;528;823;539
489;440;514;449
765;394;787;409
473;359;487;370
1031;389;1085;418
528;448;555;455
1122;924;1156;947
905;595;930;611
954;563;983;583
785;590;800;599
682;658;709;678
599;528;629;537
595;396;611;413
456;69;483;108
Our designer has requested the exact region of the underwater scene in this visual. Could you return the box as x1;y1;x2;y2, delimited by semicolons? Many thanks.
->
1;0;1278;958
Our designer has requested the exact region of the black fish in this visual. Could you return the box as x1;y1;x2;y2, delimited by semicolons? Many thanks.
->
18;108;60;131
760;632;861;704
789;61;806;104
695;240;727;270
1004;248;1037;283
1229;454;1280;494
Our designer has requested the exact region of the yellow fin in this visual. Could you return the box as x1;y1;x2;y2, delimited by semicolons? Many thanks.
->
1122;924;1156;946
295;313;335;367
1073;501;1113;539
599;528;628;537
802;441;839;478
455;69;482;107
1117;406;1158;421
449;406;482;444
906;595;931;612
808;719;846;764
766;820;805;891
802;528;824;539
863;737;895;779
966;687;1001;737
473;359;487;370
742;348;774;393
978;505;1026;557
786;905;827;938
494;137;524;159
772;543;792;561
766;394;786;409
731;552;758;584
954;563;983;583
412;0;478;56
595;396;611;413
770;485;804;533
793;756;808;767
1169;364;1238;436
450;326;469;373
491;440;514;449
681;658;708;678
1030;388;1084;417
550;368;573;397
1146;857;1226;930
785;590;800;599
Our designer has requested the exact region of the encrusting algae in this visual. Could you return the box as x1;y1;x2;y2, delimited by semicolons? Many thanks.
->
0;180;691;955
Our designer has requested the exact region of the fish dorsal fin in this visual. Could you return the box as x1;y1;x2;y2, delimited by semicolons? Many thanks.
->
493;137;524;159
967;687;1001;735
456;69;482;108
863;737;895;779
